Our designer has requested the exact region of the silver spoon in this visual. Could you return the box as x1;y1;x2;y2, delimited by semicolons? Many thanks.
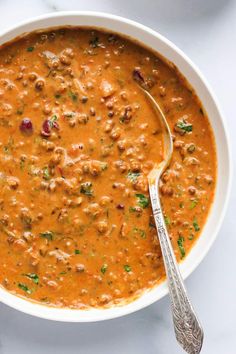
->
143;88;204;354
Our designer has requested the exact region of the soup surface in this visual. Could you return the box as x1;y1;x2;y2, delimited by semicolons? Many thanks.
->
0;28;216;309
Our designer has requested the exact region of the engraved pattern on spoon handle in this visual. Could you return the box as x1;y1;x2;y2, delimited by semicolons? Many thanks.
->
149;183;204;354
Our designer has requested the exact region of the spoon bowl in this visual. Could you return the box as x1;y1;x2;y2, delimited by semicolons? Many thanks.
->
142;89;173;182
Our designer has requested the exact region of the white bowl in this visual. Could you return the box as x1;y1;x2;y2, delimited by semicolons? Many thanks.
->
0;11;231;322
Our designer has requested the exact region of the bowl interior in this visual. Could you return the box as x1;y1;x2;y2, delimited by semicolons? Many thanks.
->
0;12;231;322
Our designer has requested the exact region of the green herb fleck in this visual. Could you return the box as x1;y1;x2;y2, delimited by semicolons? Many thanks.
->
124;265;132;272
188;234;194;240
40;231;54;241
27;46;34;52
129;206;137;213
22;273;39;284
48;115;58;128
135;194;149;209
42;166;50;180
127;171;141;182
68;91;78;102
176;120;193;133
133;227;146;238
193;218;200;232
80;182;93;196
177;236;185;258
101;264;108;274
74;249;81;255
164;216;171;226
55;94;61;99
190;200;198;209
18;283;32;294
179;202;184;208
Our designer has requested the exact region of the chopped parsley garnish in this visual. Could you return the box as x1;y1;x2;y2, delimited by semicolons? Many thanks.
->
101;264;108;274
177;236;185;258
129;206;137;213
124;265;132;272
74;249;81;255
188;234;194;240
129;206;142;217
22;273;39;284
40;231;54;241
48;115;58;128
68;91;78;102
80;182;93;196
193;218;200;232
176;119;193;133
135;194;149;208
55;93;61;99
190;200;198;209
127;171;141;182
42;166;50;180
27;46;34;52
164;216;171;226
18;283;32;294
89;36;100;48
179;202;184;208
133;227;146;238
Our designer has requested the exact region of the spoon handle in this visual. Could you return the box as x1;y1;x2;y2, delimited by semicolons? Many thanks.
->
149;182;204;354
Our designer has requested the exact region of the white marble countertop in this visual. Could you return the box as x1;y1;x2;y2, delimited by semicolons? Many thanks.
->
0;1;235;353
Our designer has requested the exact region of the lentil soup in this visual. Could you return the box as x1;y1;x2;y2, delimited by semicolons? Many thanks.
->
0;28;216;309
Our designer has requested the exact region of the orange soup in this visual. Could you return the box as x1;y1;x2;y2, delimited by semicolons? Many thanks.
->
0;28;216;308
